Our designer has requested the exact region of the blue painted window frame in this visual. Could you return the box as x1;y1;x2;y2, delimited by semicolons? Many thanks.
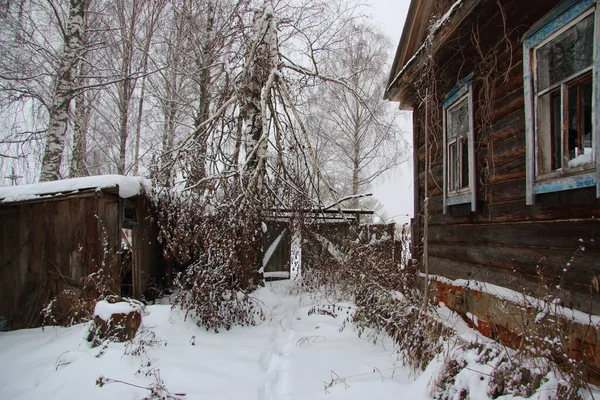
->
523;0;600;204
442;74;476;214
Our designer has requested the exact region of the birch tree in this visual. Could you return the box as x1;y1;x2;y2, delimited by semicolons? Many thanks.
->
39;0;88;181
69;3;92;178
305;23;407;207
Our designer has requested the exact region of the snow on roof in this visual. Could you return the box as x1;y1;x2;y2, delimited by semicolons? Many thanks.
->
0;175;151;203
429;0;464;34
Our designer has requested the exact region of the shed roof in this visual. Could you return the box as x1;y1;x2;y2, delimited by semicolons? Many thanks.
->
0;175;150;204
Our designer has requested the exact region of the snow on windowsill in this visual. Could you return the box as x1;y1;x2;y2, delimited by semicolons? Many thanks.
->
567;150;593;168
0;175;151;203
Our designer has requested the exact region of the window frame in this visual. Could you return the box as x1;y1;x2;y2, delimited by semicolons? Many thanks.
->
442;77;476;214
523;0;600;204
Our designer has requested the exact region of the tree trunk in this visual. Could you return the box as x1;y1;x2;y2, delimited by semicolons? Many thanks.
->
351;97;361;208
132;0;165;176
241;1;278;195
39;0;87;182
69;88;89;177
190;0;215;187
117;0;140;175
70;8;90;178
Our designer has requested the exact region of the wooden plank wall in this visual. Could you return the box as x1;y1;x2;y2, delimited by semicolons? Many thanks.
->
412;0;600;314
0;193;121;329
0;208;19;329
132;195;162;298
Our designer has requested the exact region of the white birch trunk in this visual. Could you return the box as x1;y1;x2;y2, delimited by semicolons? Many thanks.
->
70;6;90;178
39;0;87;182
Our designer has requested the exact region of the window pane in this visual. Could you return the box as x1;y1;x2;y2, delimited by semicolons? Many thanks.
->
461;138;469;189
447;97;469;140
538;89;562;172
536;13;594;91
449;142;458;192
447;108;458;140
567;75;593;167
456;100;469;135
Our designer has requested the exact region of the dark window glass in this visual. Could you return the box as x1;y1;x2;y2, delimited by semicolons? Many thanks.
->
537;13;594;91
449;142;458;192
567;75;593;166
461;138;469;189
550;90;562;170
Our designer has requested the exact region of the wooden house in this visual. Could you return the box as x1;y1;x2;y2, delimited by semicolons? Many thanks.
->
0;175;162;330
385;0;600;325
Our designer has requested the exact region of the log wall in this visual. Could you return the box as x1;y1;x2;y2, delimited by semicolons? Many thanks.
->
411;0;600;314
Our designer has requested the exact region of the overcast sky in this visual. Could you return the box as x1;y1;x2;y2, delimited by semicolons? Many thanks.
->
369;0;411;44
366;0;414;225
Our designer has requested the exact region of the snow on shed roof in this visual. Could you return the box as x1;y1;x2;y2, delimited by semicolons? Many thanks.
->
0;175;151;203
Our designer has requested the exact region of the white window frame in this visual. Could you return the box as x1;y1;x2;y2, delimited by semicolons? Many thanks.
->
443;77;476;214
523;0;600;204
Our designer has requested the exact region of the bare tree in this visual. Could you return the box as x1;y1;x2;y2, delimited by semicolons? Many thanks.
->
149;0;369;207
0;0;89;181
131;0;166;176
0;0;64;182
305;23;407;207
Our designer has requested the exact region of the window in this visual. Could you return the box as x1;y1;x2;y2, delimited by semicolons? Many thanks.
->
443;77;476;213
523;0;599;204
122;199;138;228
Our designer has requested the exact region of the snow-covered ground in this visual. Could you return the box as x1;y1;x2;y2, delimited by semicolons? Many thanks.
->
0;281;430;400
0;281;598;399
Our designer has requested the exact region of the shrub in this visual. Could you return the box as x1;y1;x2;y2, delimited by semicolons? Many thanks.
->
153;188;265;332
42;267;115;327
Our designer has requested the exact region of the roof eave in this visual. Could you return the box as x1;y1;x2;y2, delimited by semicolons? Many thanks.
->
385;0;484;106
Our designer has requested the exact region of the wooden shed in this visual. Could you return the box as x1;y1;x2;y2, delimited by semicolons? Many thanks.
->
385;0;600;314
0;175;162;330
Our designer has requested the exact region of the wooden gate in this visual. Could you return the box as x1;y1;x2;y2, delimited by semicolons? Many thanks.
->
261;220;292;280
261;209;375;280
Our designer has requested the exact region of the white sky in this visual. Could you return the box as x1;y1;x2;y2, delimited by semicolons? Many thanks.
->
368;0;411;44
367;0;414;225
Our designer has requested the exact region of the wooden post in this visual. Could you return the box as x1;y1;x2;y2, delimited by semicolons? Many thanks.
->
423;88;430;310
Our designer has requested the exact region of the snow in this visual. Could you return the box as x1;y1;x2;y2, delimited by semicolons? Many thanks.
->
262;230;286;269
94;301;143;322
1;281;598;399
0;175;150;203
290;228;302;279
0;281;429;400
429;0;464;34
568;150;593;168
425;274;600;326
264;271;290;279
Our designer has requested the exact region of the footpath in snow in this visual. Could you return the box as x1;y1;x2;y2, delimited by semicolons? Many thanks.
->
0;281;431;400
